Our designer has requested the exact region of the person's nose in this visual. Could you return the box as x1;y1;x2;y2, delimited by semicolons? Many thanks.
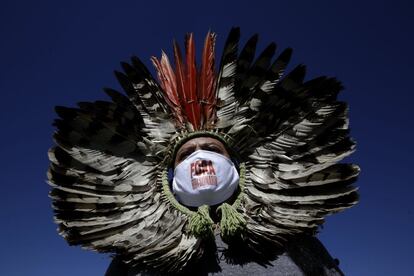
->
194;143;202;151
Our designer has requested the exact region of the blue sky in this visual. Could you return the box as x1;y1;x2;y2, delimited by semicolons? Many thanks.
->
1;0;413;275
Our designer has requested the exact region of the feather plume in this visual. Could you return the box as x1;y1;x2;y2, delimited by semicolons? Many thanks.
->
184;33;201;130
215;27;240;129
199;31;217;128
173;40;187;111
151;53;185;127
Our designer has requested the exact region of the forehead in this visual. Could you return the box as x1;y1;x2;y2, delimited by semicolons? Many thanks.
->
178;137;226;149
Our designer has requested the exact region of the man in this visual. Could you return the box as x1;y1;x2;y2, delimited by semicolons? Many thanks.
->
49;28;359;275
106;135;347;275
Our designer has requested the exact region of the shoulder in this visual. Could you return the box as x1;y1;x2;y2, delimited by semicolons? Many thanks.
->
105;235;343;276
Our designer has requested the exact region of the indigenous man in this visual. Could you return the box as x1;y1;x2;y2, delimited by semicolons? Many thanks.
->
48;28;359;275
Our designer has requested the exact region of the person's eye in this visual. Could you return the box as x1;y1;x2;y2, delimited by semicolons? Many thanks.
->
177;150;192;161
205;145;222;153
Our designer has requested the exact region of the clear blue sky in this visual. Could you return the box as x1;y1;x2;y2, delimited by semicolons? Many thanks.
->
1;0;412;275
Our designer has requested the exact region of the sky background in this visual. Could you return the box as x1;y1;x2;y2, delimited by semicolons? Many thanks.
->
1;0;413;275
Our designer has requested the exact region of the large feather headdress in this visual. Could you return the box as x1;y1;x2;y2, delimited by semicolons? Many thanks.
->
48;28;359;272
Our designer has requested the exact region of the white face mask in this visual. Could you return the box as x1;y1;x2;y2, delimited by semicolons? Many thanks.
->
172;150;239;207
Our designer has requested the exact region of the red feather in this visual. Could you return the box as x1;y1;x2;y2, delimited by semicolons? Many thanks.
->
151;32;219;130
185;33;201;130
151;53;185;126
173;41;187;109
199;32;217;128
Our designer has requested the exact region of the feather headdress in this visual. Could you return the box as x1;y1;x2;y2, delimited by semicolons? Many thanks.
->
48;28;359;272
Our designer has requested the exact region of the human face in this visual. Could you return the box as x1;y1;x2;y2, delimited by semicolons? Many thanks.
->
174;137;230;167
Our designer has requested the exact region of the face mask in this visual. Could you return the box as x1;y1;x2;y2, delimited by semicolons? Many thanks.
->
172;150;239;207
